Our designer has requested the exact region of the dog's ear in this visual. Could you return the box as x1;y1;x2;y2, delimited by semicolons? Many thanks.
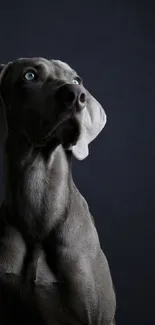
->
0;64;5;73
71;90;107;160
0;64;8;145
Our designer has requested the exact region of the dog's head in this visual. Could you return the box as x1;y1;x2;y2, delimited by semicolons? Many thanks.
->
0;57;106;160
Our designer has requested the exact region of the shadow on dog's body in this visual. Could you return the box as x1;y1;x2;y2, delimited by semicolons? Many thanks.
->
0;58;116;324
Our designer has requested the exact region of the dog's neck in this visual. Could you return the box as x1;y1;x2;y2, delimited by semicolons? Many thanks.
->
3;134;73;241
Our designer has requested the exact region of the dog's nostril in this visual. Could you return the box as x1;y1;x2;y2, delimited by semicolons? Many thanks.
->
79;93;86;104
66;91;76;104
56;84;86;109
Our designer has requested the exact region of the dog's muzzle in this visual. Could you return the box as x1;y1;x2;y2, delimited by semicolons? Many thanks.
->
55;84;87;111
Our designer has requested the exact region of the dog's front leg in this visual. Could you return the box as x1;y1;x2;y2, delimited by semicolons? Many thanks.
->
43;187;116;325
0;205;26;276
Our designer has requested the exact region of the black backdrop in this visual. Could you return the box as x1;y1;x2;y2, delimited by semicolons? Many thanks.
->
0;1;155;324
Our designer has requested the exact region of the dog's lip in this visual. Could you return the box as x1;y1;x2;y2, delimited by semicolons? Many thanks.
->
43;120;64;140
43;113;71;140
42;104;82;140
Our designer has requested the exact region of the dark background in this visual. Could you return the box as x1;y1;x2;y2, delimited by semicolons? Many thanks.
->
0;1;155;324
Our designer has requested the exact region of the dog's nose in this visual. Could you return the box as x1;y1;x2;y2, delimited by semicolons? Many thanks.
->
56;84;86;111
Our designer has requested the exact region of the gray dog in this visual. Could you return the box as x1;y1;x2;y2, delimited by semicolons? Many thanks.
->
0;57;116;325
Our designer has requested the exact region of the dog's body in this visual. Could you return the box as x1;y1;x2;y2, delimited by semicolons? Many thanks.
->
0;58;116;324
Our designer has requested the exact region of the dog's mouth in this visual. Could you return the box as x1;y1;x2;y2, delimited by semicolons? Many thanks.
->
43;103;81;140
25;104;80;149
22;101;82;149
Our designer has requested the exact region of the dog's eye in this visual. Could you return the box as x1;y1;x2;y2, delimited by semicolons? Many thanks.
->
72;77;82;85
24;71;37;81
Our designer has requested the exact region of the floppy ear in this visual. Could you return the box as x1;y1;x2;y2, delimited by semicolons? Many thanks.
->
0;64;8;145
71;90;107;160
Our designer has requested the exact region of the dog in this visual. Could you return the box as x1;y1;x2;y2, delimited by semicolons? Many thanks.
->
0;57;116;325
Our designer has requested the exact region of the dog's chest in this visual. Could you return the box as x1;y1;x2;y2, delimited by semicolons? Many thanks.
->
17;158;50;238
24;160;46;214
17;151;68;240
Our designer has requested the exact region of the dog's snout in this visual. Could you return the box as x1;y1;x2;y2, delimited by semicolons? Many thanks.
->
56;84;86;111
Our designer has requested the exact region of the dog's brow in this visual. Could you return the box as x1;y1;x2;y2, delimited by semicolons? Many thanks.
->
35;61;51;74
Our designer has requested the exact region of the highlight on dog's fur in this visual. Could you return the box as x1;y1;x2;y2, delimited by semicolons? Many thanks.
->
0;57;116;325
